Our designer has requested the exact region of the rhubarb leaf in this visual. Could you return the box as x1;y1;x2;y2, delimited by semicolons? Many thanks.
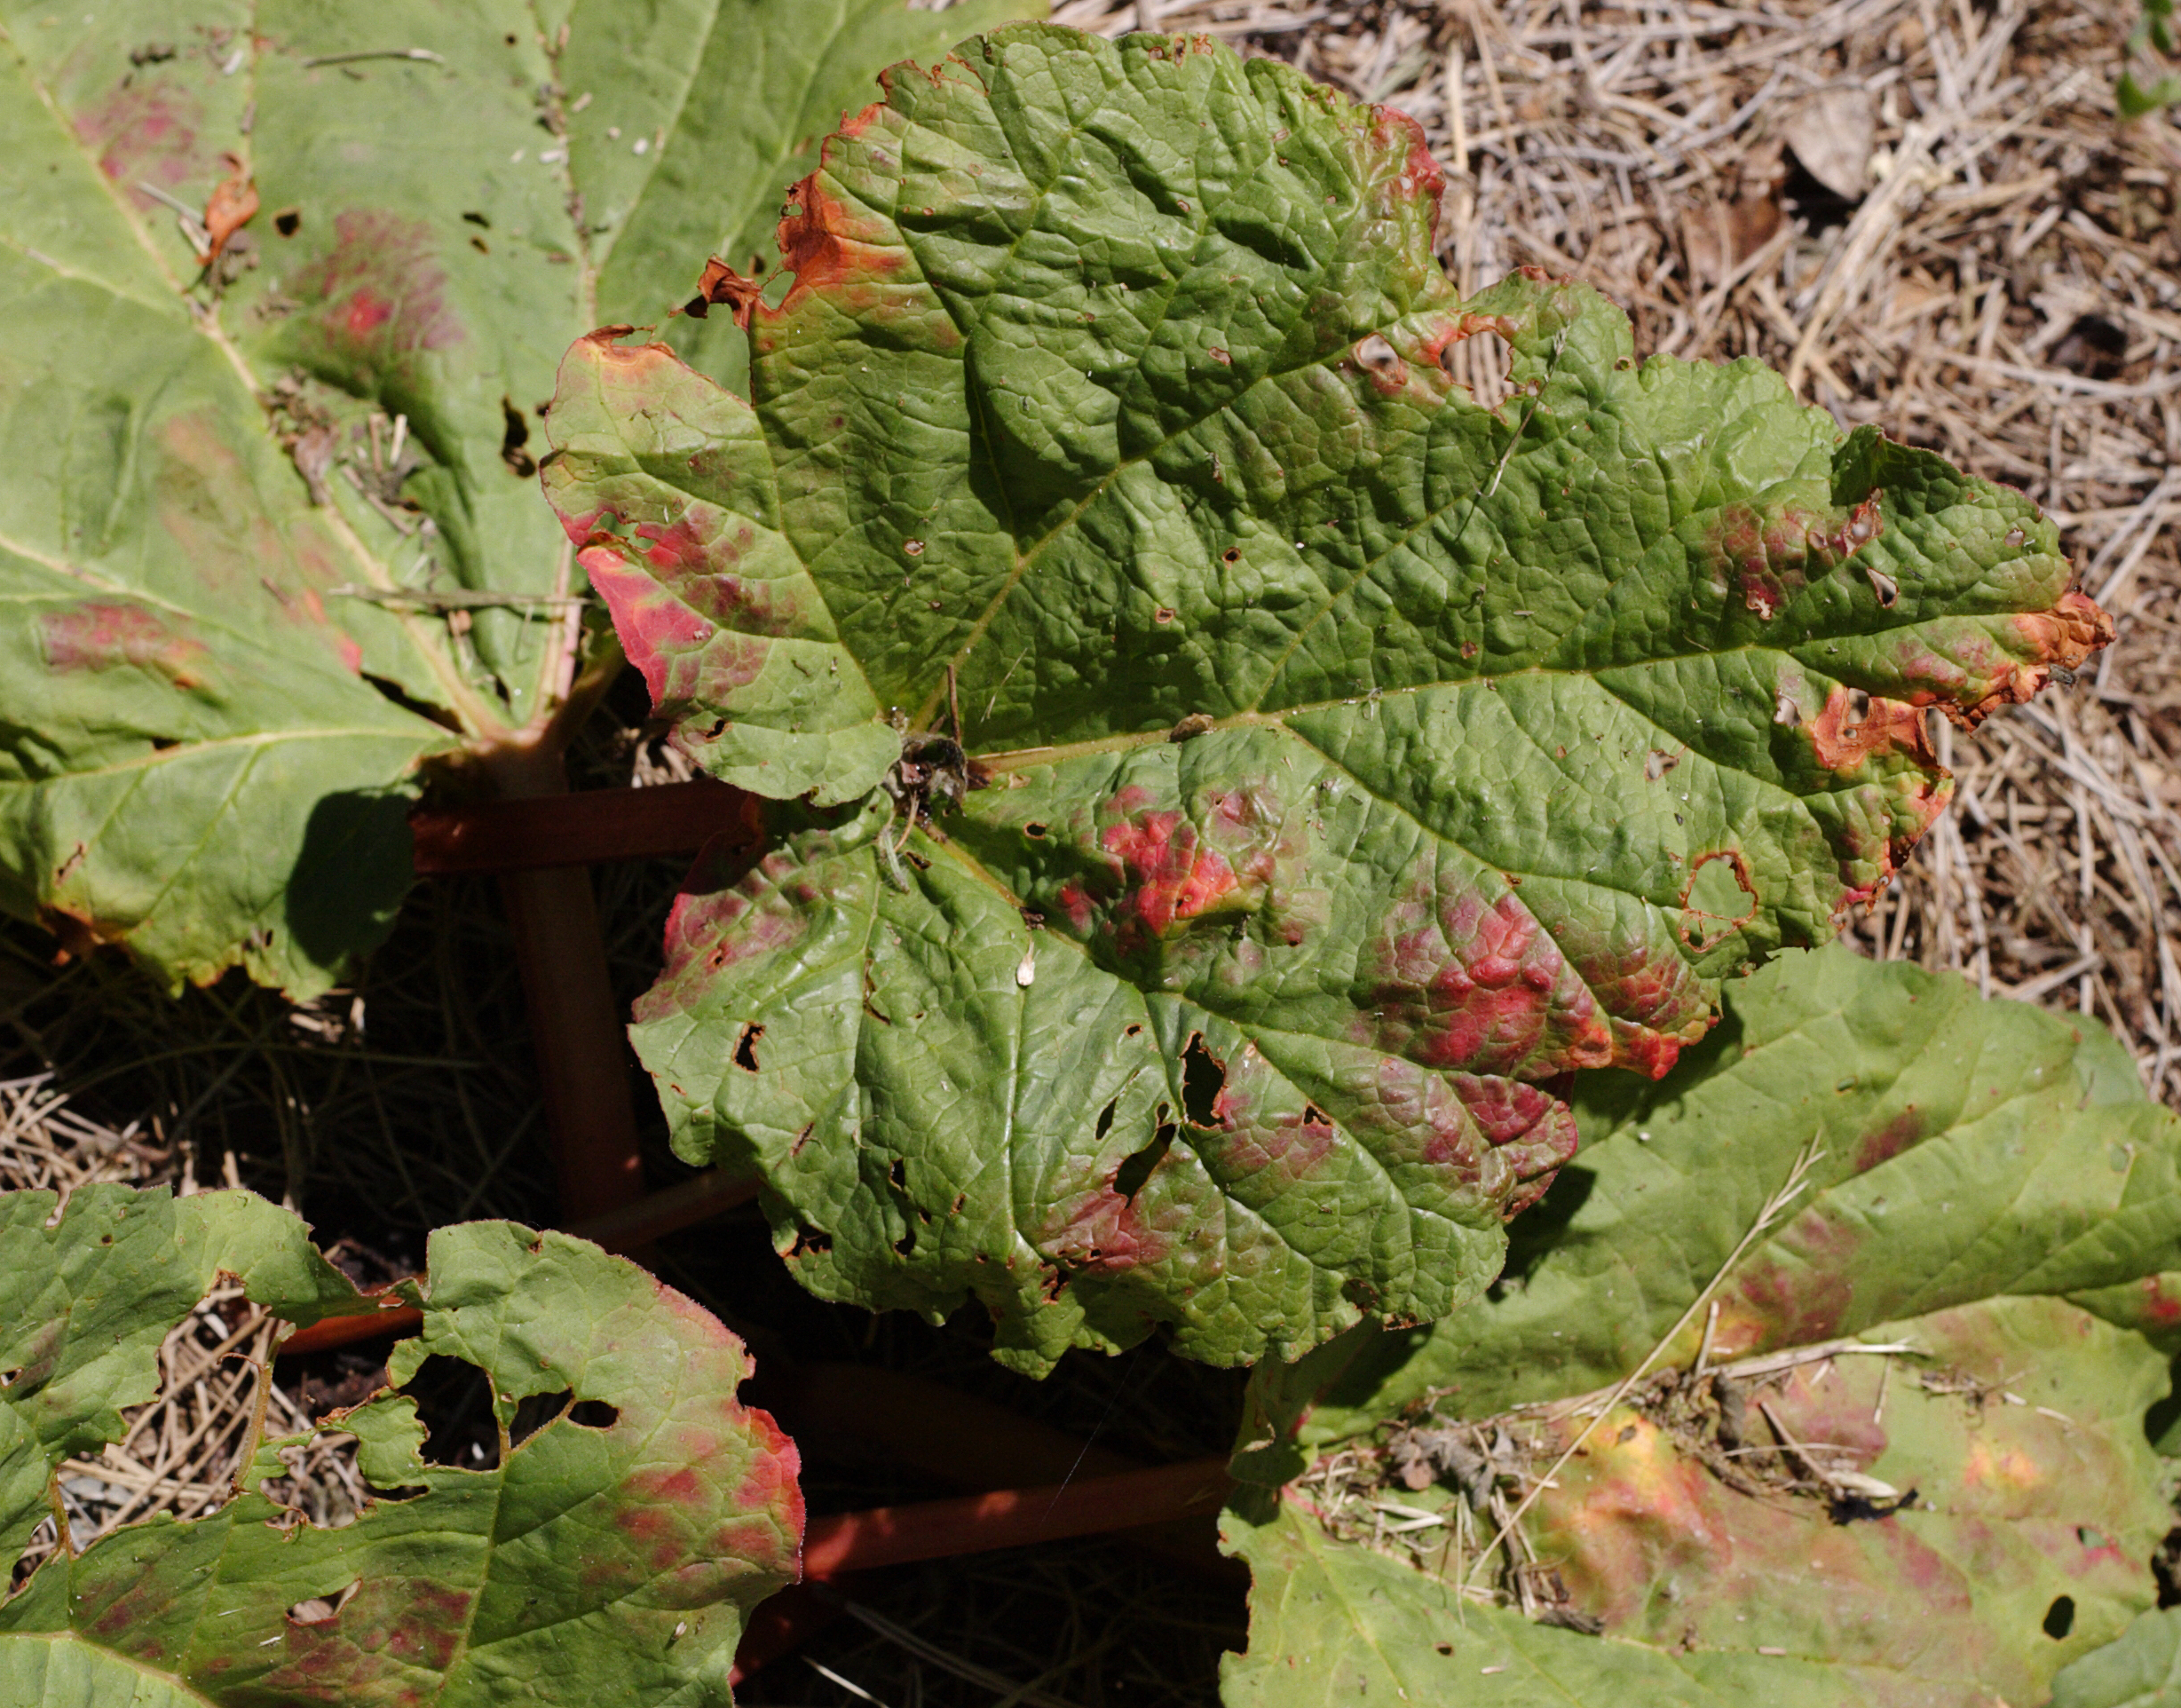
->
546;24;2110;1372
2052;1609;2181;1708
1223;947;2181;1706
0;0;1031;997
0;1636;216;1708
0;1190;801;1707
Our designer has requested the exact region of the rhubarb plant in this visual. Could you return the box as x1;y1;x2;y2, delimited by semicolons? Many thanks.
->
544;23;2112;1373
0;0;1034;998
0;1186;800;1705
1224;946;2181;1705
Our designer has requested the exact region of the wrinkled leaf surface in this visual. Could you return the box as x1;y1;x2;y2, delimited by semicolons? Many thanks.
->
0;0;1031;994
544;24;2110;1371
1225;948;2181;1705
0;1190;801;1706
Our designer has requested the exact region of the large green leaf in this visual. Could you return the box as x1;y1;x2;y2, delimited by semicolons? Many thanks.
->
2053;1609;2181;1708
1222;947;2181;1705
0;0;1036;997
0;1633;216;1708
0;1189;802;1706
543;24;2112;1372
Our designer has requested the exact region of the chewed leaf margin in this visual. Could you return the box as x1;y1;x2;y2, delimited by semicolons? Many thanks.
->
0;1189;801;1708
546;22;2113;1372
1221;946;2181;1706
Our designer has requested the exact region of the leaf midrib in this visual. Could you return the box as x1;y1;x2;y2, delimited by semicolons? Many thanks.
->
4;25;520;744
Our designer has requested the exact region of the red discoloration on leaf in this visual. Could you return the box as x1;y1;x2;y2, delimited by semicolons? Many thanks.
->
1102;810;1241;942
584;548;770;712
1054;879;1097;934
1832;491;1885;557
737;1411;801;1509
1420;311;1520;376
291;211;463;376
1369;871;1614;1079
712;1518;791;1575
254;1576;473;1697
1836;589;2109;733
1383;108;1444;210
835;94;890;141
75;79;207;204
1441;1074;1580;1214
1729;1212;1861;1348
634;1465;705;1506
554;501;610;550
1043;1160;1181;1277
1884;631;1997;707
1534;1414;1728;1625
638;834;804;1030
2140;1274;2181;1326
1335;1052;1576;1214
40;602;211;689
616;1503;671;1544
621;513;803;634
1445;1072;1568;1153
1613;1026;1683;1080
1493;1133;1580;1217
1547;921;1714;1079
1195;1041;1341;1186
1704;495;1882;621
1519;1343;2145;1679
1855;1106;1923;1172
1349;335;1409;394
148;415;355;675
89;1591;157;1645
1046;779;1324;963
636;515;714;573
1803;685;1953;909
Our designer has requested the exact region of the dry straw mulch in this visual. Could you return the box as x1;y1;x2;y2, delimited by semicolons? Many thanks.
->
4;3;2178;1699
1;1091;368;1588
1053;0;2181;1107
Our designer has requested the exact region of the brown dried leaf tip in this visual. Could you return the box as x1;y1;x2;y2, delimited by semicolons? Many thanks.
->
199;155;258;267
684;256;765;328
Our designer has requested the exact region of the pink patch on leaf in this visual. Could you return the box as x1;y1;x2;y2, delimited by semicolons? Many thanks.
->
75;80;207;202
1854;1108;1923;1173
584;548;769;714
1369;874;1613;1079
1102;811;1239;945
41;602;210;690
291;210;463;376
